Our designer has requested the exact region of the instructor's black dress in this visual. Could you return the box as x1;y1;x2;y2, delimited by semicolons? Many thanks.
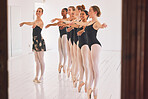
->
32;26;46;52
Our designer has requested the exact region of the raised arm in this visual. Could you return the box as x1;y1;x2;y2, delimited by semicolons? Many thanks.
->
72;21;89;26
51;18;68;23
45;22;60;28
19;22;34;27
93;21;107;30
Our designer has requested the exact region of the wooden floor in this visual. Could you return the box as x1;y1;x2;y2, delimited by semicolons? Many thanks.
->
8;50;121;99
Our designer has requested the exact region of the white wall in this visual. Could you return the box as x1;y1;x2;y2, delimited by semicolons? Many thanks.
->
8;0;43;58
43;0;122;51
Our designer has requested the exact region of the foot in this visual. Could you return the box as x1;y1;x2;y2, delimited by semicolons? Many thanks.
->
33;78;41;83
93;89;98;99
87;88;92;99
73;77;77;88
94;95;97;99
39;77;43;83
85;84;87;93
63;66;66;73
58;65;63;73
67;68;70;78
78;81;85;93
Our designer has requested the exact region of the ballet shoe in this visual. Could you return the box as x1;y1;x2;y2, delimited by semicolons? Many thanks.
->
73;77;77;88
67;68;70;78
63;69;65;73
39;77;43;83
94;95;97;99
63;66;66;73
93;89;98;99
33;78;41;83
87;88;92;99
85;85;87;93
78;82;85;93
58;65;63;73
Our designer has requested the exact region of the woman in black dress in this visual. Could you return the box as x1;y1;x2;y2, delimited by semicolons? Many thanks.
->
20;8;46;83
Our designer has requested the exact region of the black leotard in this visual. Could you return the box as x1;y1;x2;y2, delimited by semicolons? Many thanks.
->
33;26;46;51
78;27;88;49
73;28;78;44
85;22;102;50
70;29;74;45
59;26;67;38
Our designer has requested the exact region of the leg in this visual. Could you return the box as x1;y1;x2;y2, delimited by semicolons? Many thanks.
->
87;49;94;99
73;42;79;87
33;51;41;83
62;35;67;73
37;51;45;81
58;37;63;73
67;39;72;77
77;46;85;92
69;40;74;78
91;44;101;98
81;45;89;93
74;42;79;78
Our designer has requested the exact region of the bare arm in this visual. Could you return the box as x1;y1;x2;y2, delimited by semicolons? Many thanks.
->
93;22;107;30
67;27;73;32
72;21;89;26
19;22;34;27
51;18;68;23
77;26;86;36
45;22;60;28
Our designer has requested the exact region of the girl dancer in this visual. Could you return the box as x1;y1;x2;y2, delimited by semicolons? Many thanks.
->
51;6;76;79
72;5;107;99
20;8;46;83
72;4;86;88
45;8;68;74
77;10;89;93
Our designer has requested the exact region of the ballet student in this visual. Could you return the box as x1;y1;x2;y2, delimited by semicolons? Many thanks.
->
20;8;46;83
51;6;76;79
71;5;107;99
72;4;86;88
76;10;89;93
45;8;68;74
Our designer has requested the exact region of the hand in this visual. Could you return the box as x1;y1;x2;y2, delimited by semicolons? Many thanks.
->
67;27;72;32
19;23;24;27
77;30;84;36
60;26;65;30
69;21;75;26
51;18;57;23
45;24;51;28
102;23;107;28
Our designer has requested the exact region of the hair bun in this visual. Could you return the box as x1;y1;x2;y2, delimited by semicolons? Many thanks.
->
82;5;85;10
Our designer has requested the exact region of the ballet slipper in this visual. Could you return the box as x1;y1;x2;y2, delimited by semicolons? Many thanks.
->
67;68;70;78
93;89;98;99
39;77;43;82
73;77;77;88
33;78;41;83
87;88;92;99
78;81;85;92
63;65;66;73
94;95;97;99
85;84;87;93
58;65;63;73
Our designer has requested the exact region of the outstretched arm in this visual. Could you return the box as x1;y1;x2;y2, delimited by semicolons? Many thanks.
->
19;22;34;27
51;18;67;23
72;21;89;26
45;22;60;28
93;21;107;30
